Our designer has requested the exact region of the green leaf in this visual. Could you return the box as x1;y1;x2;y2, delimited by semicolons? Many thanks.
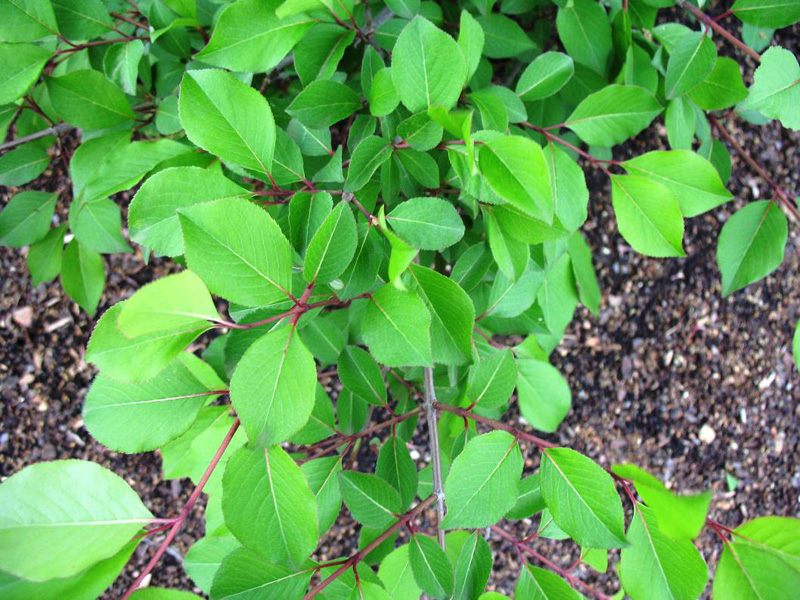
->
27;223;65;286
620;505;708;600
688;57;748;110
304;201;358;284
363;284;432;367
442;430;523;529
664;31;717;99
222;446;318;567
47;70;135;129
516;52;574;101
103;39;144;96
745;46;800;131
295;24;355;86
184;535;241;594
467;348;517;408
339;345;387;406
713;516;800;600
565;85;662;147
338;471;401;528
0;42;51;104
397;113;444;151
0;460;152;581
717;200;788;296
116;270;217;337
546;143;589;232
0;0;59;42
61;239;105;316
387;197;465;251
129;589;203;600
731;0;800;28
84;353;221;453
410;534;454;599
0;190;56;247
52;0;113;40
515;564;583;599
376;436;419;510
379;544;422;600
541;448;627;548
289;190;333;254
479;136;553;223
458;9;484;83
392;16;466;113
344;135;393;192
179;198;293;307
129;166;251;257
506;474;546;520
556;0;612;75
2;146;45;189
179;69;276;175
70;198;132;255
86;303;210;384
478;13;535;59
612;463;711;539
622;150;732;217
230;326;317;447
301;455;343;534
370;68;400;117
0;537;137;600
610;175;685;258
453;532;493;600
210;547;313;600
516;359;572;433
287;80;362;128
195;0;314;72
567;232;601;315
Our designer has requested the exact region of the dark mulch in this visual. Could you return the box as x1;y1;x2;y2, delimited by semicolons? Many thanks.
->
2;27;799;600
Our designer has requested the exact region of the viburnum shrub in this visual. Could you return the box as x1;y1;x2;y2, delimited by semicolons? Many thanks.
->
2;0;800;598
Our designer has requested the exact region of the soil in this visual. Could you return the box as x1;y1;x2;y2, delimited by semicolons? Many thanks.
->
2;22;799;600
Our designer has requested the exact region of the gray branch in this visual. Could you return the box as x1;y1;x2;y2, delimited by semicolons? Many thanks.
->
423;367;447;549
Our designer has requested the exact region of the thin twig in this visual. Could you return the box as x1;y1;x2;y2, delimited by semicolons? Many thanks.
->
435;402;556;449
302;495;437;599
0;123;73;152
679;1;761;63
423;367;446;549
120;418;240;600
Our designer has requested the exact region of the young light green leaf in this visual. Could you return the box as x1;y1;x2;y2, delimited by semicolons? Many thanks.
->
230;326;316;447
612;463;711;539
458;9;484;83
620;505;708;600
610;175;685;258
745;46;800;131
184;535;241;594
622;150;732;217
442;430;523;529
179;69;276;175
516;52;575;101
339;345;387;406
516;359;572;433
717;200;788;296
410;534;454;599
116;271;217;337
83;353;220;453
363;284;432;367
479;136;553;223
0;460;152;582
129;167;250;257
665;31;717;99
370;68;400;117
304;201;357;284
379;544;422;600
467;349;517;409
338;471;401;528
540;448;628;548
195;0;314;72
179;198;293;307
222;446;318;567
391;16;466;113
565;85;663;147
688;57;748;110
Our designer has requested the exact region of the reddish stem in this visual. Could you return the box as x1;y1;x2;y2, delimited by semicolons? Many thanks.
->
120;418;240;600
681;2;761;63
55;36;148;54
435;403;555;449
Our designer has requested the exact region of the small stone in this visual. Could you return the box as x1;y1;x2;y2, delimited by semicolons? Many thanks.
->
699;424;716;444
12;306;33;328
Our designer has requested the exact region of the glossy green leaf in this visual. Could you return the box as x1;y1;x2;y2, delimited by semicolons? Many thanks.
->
731;0;800;28
363;284;432;367
376;436;419;510
688;57;748;110
745;46;800;130
453;532;493;600
516;52;574;101
222;446;318;566
516;359;572;433
556;0;612;75
304;201;357;283
287;80;362;128
467;348;517;408
344;135;393;192
410;534;454;599
47;70;135;129
515;564;582;599
0;190;56;247
540;448;628;549
379;544;422;600
0;42;51;104
387;197;465;251
210;546;312;599
339;345;387;406
338;471;401;528
664;31;717;99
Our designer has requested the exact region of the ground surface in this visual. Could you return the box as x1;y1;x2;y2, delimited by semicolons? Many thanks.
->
2;26;799;600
